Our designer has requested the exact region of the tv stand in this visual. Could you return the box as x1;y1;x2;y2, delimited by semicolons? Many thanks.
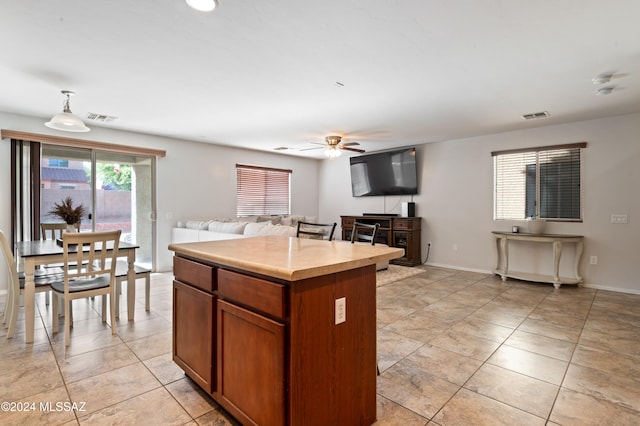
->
341;215;422;266
363;213;398;217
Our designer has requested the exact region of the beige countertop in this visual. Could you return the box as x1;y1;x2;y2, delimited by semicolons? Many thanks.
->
169;235;405;281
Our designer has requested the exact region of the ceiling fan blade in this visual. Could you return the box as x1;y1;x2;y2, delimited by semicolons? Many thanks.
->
341;141;360;147
341;147;365;153
299;146;324;151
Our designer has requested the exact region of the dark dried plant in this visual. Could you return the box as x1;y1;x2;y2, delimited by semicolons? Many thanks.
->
48;196;86;224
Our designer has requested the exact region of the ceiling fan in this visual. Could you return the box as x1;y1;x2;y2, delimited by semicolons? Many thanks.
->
301;135;365;158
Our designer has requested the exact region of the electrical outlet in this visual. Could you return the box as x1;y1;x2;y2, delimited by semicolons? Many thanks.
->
611;214;628;224
335;297;346;325
590;256;598;265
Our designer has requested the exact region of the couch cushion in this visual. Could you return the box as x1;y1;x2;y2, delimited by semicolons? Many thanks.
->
185;220;211;230
208;221;248;234
257;215;282;225
243;222;273;236
265;224;297;237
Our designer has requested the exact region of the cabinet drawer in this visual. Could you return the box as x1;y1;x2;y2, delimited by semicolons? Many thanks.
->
218;269;285;319
174;256;216;293
342;217;354;227
394;219;414;230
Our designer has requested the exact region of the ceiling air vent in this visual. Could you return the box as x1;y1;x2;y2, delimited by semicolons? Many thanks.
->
85;112;117;123
521;111;550;120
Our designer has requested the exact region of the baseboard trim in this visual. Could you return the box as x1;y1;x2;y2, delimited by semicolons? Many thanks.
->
424;263;639;295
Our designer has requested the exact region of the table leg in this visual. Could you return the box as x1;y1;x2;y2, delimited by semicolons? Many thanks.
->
127;249;136;321
24;258;36;343
553;241;562;289
575;240;584;286
501;237;509;281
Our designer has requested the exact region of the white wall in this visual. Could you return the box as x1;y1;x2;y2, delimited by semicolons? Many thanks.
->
0;112;320;280
319;113;640;294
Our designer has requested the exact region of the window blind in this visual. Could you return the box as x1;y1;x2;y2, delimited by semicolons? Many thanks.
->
492;143;585;221
236;164;291;216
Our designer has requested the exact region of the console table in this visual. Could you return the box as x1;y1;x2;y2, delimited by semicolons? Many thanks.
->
341;215;422;266
492;231;584;289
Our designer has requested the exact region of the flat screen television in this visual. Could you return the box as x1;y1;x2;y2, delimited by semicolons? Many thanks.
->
349;147;418;197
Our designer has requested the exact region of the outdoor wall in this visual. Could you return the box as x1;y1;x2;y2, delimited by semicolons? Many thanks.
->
319;112;640;294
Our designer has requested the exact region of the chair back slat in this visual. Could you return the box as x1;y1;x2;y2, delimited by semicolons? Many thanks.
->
350;222;380;245
62;230;121;289
296;221;337;241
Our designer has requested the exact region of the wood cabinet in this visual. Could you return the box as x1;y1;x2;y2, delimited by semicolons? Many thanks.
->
341;215;422;266
172;256;216;393
172;254;378;425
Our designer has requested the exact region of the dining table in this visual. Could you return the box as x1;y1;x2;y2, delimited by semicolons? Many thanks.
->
15;239;139;343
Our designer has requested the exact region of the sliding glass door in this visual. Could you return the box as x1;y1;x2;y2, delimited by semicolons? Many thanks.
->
40;145;155;268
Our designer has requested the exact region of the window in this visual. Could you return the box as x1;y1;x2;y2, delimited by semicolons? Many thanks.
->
493;143;585;221
236;164;291;216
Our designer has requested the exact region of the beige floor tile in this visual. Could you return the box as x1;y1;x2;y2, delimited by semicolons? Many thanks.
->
488;345;568;385
429;330;501;361
562;363;640;412
517;317;582;343
144;352;188;385
58;342;139;383
449;318;514;343
166;376;217;418
571;344;640;381
377;359;459;419
403;344;483;386
0;385;76;426
503;329;576;361
579;328;640;357
3;267;640;426
375;395;428;425
77;387;191;425
464;363;559;418
67;362;161;415
377;328;424;373
432;388;546;425
194;406;241;425
125;330;172;360
550;387;640;425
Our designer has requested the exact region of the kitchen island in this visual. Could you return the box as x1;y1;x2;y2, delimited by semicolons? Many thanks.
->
169;235;404;426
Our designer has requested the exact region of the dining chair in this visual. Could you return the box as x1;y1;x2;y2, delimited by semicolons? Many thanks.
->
41;222;73;240
0;230;63;339
50;230;121;346
296;221;337;241
350;222;380;245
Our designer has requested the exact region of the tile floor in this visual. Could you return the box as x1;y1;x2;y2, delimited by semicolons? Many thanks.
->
1;266;639;425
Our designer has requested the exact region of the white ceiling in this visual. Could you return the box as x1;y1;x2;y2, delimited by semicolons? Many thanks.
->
1;1;639;158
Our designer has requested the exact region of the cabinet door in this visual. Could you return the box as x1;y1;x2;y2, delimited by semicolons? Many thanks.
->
173;280;215;393
217;299;285;426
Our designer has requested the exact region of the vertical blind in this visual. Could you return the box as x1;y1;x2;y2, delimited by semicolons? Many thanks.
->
492;143;585;221
236;164;292;216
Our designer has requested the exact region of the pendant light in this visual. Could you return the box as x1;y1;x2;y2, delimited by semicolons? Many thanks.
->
45;90;90;133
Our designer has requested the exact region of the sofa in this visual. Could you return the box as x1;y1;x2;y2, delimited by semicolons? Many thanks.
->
171;215;388;270
171;215;315;244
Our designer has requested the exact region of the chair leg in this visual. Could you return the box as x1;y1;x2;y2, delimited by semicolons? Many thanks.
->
64;297;71;346
5;290;19;339
145;273;151;311
45;291;50;306
114;278;121;320
101;295;107;322
52;293;59;334
109;293;117;336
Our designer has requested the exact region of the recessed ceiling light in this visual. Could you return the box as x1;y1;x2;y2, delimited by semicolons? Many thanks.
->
186;0;218;12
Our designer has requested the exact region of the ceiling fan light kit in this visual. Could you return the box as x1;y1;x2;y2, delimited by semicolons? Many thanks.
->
325;147;342;159
44;90;90;133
